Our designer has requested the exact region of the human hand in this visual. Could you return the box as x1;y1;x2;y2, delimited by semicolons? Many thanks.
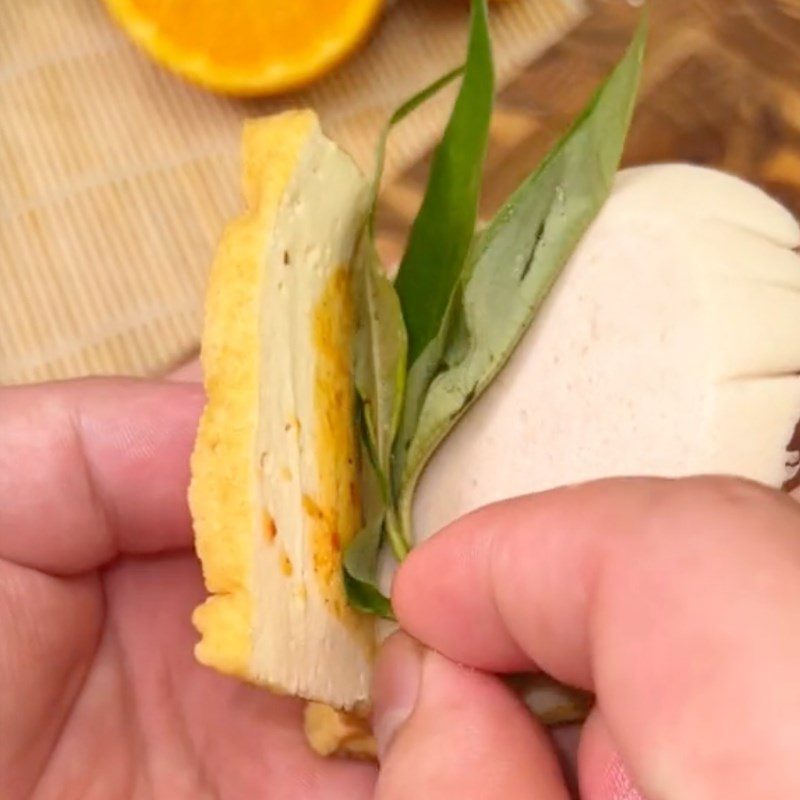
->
373;477;800;799
0;379;375;799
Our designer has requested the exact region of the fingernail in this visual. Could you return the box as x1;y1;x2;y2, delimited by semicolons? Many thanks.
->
372;632;425;759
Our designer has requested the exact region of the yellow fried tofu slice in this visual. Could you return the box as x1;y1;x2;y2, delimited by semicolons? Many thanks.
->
189;110;374;710
304;702;377;760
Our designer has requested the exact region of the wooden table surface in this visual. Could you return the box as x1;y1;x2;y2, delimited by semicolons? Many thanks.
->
378;0;800;260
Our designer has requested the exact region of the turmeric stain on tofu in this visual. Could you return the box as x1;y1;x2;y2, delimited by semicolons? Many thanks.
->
262;510;277;543
309;266;361;619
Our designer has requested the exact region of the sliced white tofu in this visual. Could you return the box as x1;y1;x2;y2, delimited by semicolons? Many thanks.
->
413;164;800;541
251;122;374;708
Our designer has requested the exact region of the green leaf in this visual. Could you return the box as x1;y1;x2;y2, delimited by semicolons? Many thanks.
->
347;231;407;596
344;59;469;612
392;0;495;495
343;505;394;619
397;15;647;533
353;65;465;487
370;66;465;218
343;565;394;620
343;437;395;619
352;229;406;490
394;0;493;361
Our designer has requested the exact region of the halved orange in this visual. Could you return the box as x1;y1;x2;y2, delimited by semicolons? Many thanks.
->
102;0;385;96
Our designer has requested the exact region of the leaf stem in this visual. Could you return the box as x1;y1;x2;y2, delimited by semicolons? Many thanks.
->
385;506;411;562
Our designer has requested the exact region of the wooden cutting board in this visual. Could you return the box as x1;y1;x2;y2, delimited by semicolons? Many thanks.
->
380;0;800;257
0;0;586;384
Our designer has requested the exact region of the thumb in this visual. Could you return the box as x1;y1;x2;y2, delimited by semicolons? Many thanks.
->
372;632;570;800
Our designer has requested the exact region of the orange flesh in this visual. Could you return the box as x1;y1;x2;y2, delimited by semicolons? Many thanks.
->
127;0;379;71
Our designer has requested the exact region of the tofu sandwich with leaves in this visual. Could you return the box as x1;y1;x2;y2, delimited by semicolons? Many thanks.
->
189;0;800;756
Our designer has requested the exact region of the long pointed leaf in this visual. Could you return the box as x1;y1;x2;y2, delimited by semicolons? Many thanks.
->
344;53;473;613
394;0;494;361
392;0;495;497
398;16;647;533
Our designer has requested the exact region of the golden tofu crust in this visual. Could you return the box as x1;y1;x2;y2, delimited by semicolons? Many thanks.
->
189;111;318;680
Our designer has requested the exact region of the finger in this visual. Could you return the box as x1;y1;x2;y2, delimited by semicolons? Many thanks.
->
396;479;666;680
578;712;643;800
0;379;203;574
372;632;569;800
0;560;99;797
393;477;800;797
168;357;202;382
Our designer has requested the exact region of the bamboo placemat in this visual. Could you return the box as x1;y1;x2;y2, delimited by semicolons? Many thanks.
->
0;0;586;384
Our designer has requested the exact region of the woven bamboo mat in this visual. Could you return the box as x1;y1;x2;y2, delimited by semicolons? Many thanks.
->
0;0;586;384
